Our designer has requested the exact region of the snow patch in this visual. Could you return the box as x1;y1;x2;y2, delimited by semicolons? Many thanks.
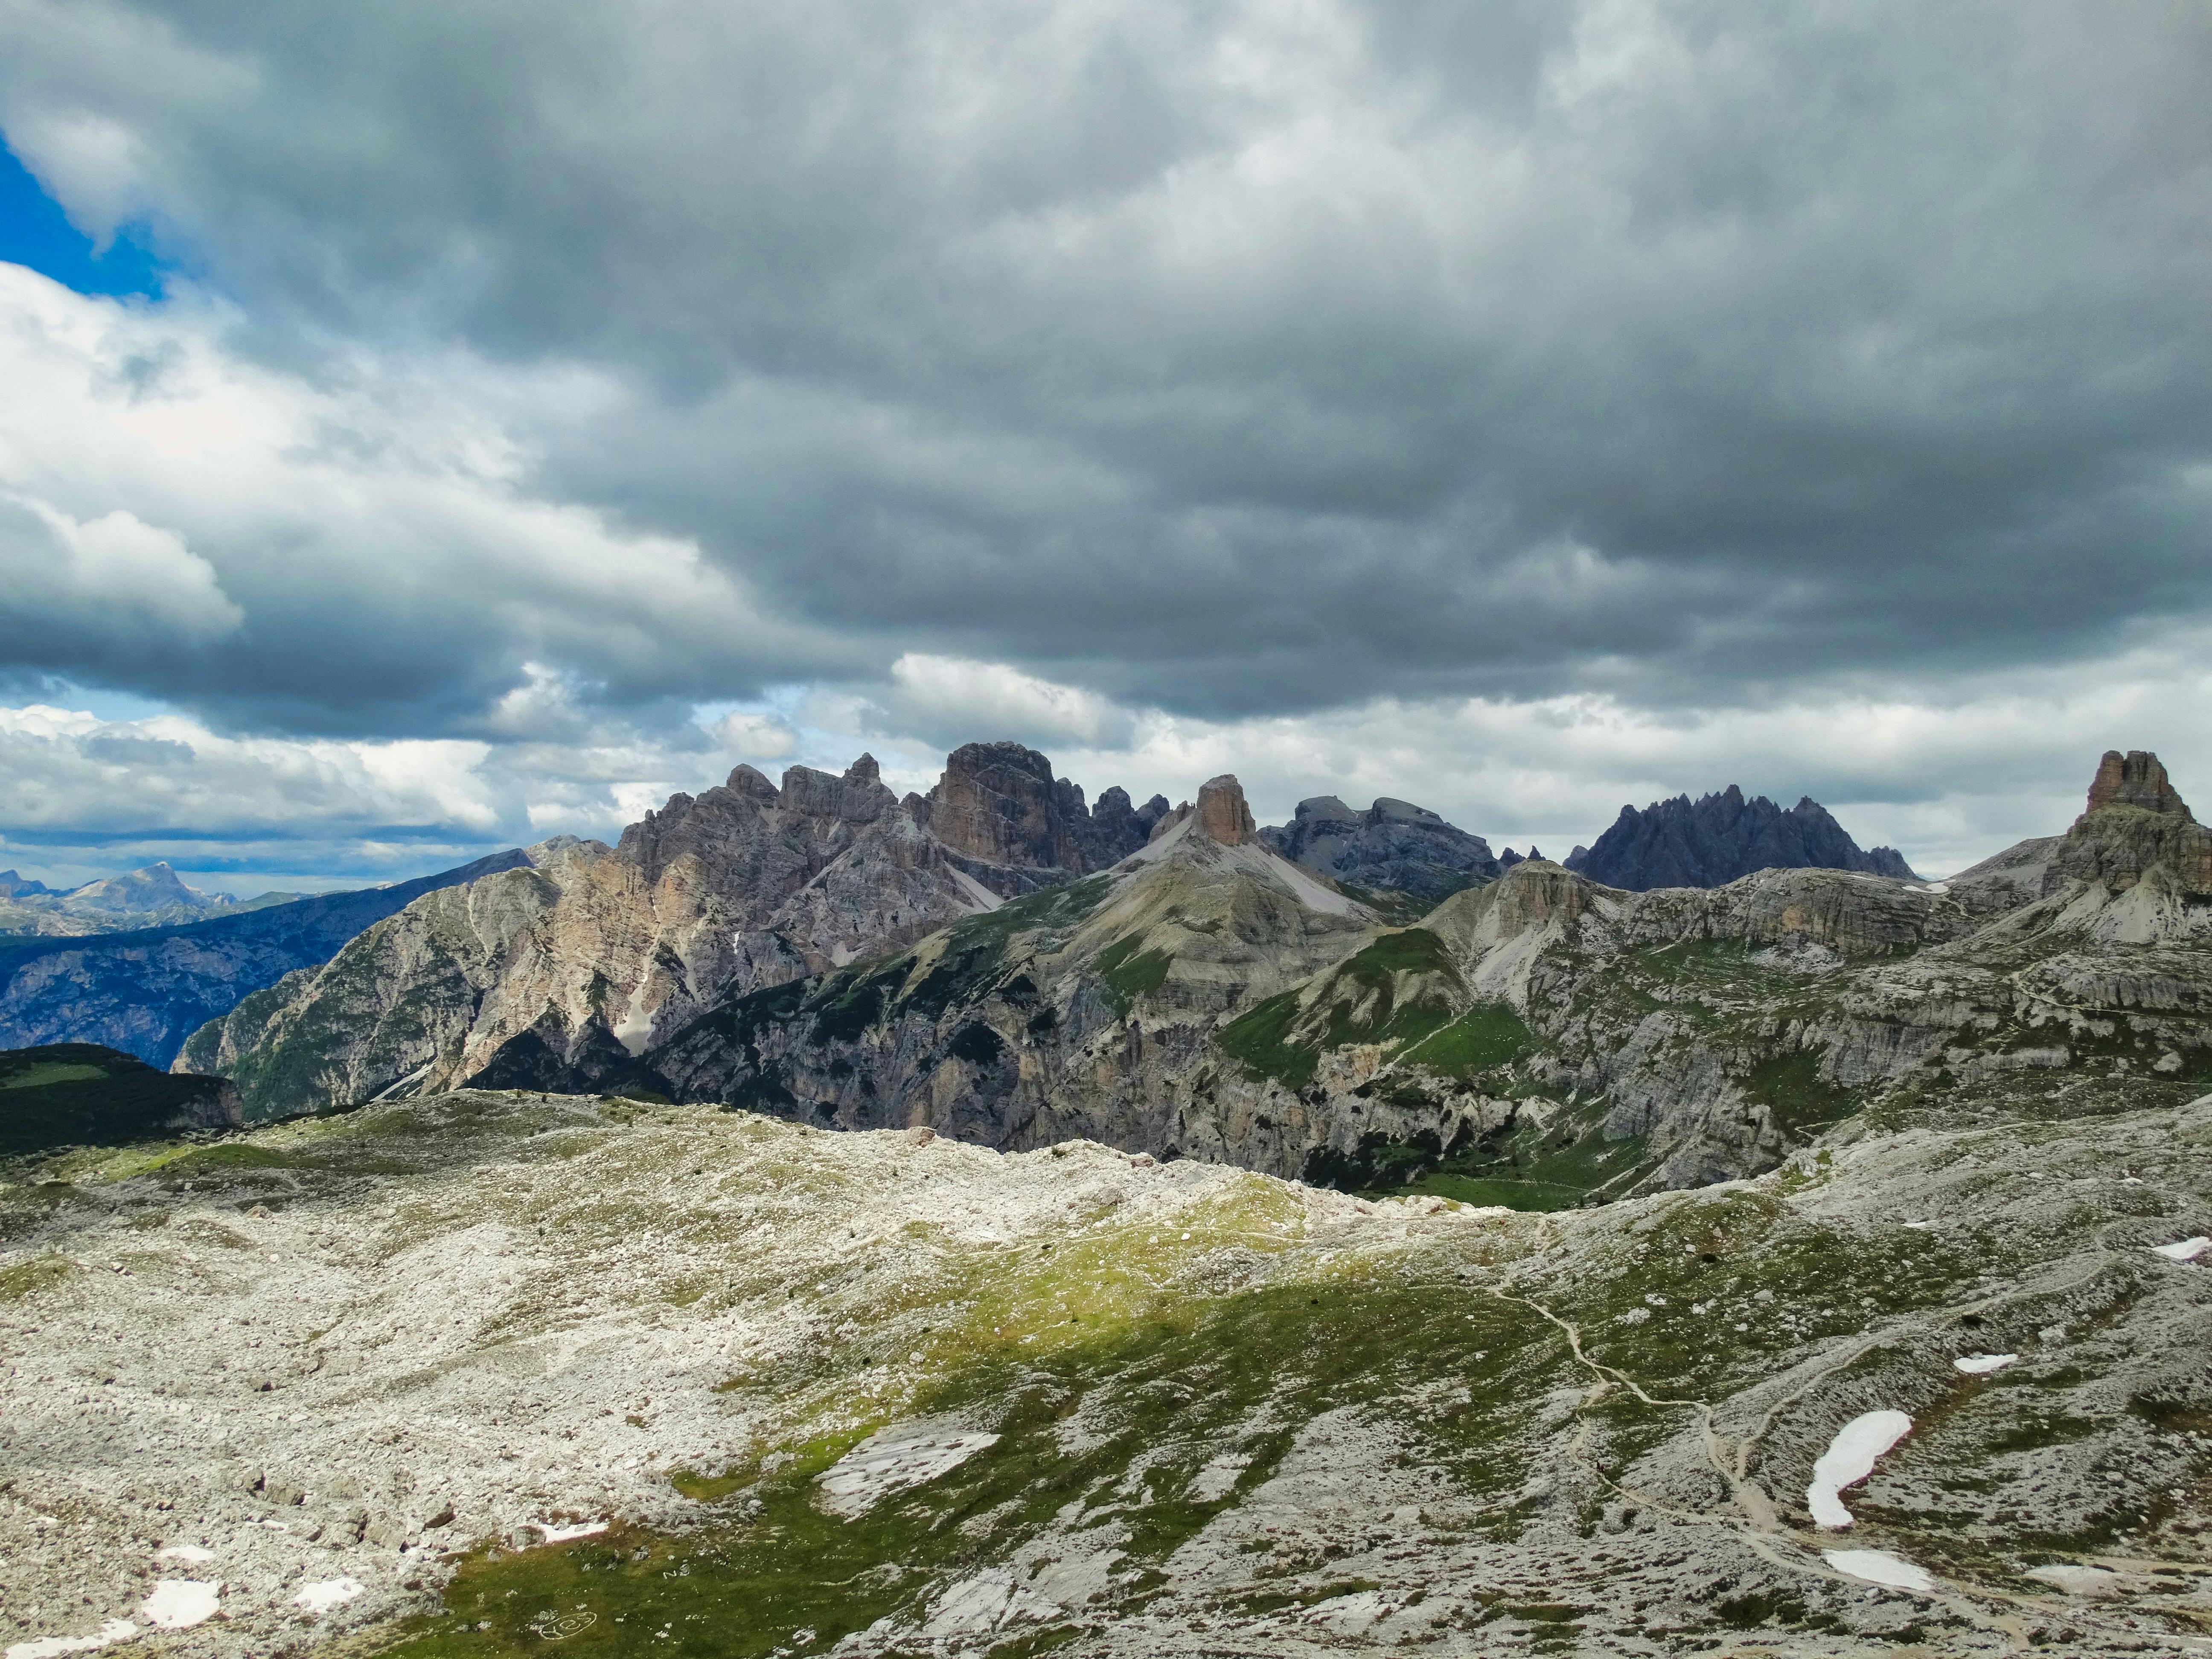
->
1807;1409;1912;1528
816;1419;999;1519
1823;1549;1934;1593
2151;1235;2209;1262
140;1583;219;1630
291;1579;364;1614
6;1621;139;1659
154;1546;214;1564
1953;1353;2017;1375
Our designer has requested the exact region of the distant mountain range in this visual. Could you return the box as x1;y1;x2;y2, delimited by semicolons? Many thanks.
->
160;743;2212;1214
0;846;559;1066
1563;785;1918;889
0;860;306;937
0;754;1955;1112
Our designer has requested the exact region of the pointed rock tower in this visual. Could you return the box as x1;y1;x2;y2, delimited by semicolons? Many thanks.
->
1196;775;1257;845
2052;750;2212;894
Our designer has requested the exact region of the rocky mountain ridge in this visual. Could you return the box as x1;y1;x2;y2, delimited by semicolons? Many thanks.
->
1566;785;1916;890
176;747;2212;1222
177;747;1191;1117
1259;793;1499;914
226;748;2209;1217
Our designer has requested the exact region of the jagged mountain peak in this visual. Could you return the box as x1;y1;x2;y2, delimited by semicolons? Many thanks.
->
1564;786;1915;890
61;861;230;914
2047;748;2212;899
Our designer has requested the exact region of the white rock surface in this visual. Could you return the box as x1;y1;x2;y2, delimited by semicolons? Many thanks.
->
815;1421;1000;1519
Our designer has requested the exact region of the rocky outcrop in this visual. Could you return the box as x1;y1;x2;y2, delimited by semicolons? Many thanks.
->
915;742;1162;886
1079;786;1172;867
923;743;1080;872
0;846;543;1066
2049;749;2212;895
1260;795;1497;905
1196;774;1256;845
2087;748;2191;815
1566;786;1917;890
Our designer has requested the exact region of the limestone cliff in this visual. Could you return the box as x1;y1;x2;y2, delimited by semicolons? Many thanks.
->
180;744;1158;1119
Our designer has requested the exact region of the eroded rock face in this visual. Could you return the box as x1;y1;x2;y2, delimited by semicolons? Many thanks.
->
926;743;1084;872
1195;775;1256;845
2087;748;2191;816
1260;795;1498;905
1566;786;1916;890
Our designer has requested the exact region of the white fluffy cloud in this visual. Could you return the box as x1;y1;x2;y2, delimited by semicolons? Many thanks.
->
0;495;242;642
0;3;2207;887
0;265;839;727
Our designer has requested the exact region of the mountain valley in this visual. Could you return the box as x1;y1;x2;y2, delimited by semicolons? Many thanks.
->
5;748;2212;1658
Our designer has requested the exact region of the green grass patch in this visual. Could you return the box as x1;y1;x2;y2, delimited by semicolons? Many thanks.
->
1742;1047;1852;1139
1397;1003;1534;1080
1;1062;108;1090
382;1250;1570;1659
1216;989;1317;1088
1400;1173;1585;1212
1093;936;1173;1016
0;1253;72;1301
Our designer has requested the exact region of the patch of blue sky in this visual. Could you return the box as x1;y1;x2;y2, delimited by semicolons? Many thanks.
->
20;681;179;725
0;134;170;298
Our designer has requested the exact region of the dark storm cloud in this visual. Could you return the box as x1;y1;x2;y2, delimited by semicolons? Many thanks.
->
1;0;2209;731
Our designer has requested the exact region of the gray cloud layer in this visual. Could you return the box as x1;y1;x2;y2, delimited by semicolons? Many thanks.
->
3;0;2207;732
1;1;2210;885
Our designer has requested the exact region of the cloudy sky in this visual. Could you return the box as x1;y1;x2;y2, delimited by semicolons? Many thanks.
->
2;0;2209;891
